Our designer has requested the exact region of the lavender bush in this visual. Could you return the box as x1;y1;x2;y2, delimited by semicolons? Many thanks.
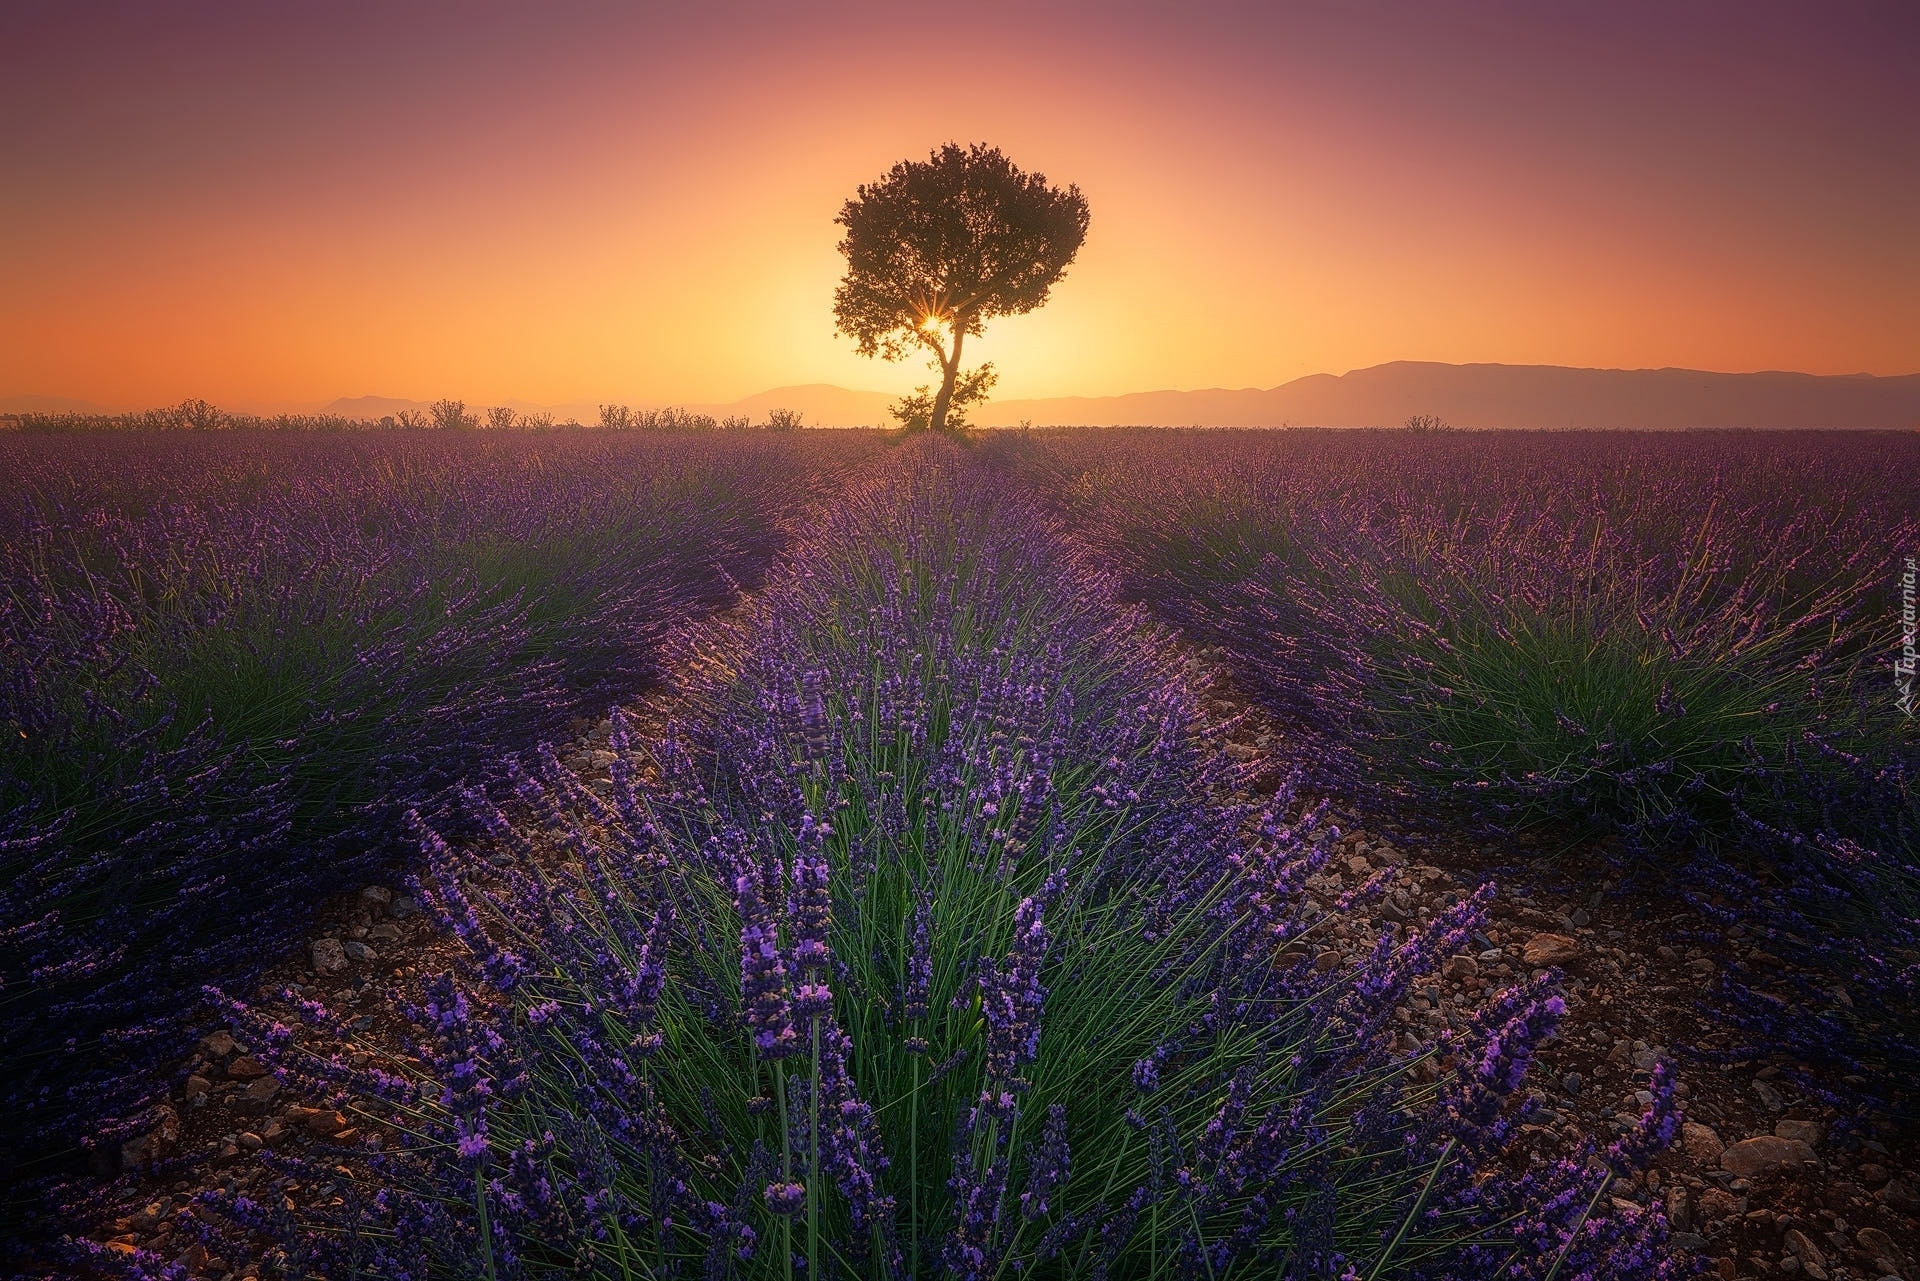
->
206;438;1677;1279
1000;427;1919;1115
0;429;876;1211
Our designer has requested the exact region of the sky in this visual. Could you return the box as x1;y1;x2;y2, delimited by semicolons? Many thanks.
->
2;0;1916;412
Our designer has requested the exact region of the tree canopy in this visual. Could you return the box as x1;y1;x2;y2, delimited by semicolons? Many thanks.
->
834;143;1089;432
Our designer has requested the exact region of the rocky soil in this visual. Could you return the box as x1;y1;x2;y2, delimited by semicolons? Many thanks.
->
1204;646;1919;1281
76;652;1920;1281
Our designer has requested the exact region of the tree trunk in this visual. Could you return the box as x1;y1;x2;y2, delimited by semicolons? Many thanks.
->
928;327;965;432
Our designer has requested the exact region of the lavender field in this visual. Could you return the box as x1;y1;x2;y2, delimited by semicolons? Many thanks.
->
999;427;1919;1107
6;427;1916;1281
0;429;875;1206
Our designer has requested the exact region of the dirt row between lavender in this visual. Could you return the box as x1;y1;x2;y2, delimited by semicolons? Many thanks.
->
1196;645;1920;1281
75;692;680;1280
85;644;1920;1281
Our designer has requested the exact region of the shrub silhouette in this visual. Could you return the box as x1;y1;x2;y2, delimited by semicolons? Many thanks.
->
429;399;475;430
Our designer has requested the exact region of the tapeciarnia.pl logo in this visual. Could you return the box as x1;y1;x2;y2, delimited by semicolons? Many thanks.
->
1900;556;1917;716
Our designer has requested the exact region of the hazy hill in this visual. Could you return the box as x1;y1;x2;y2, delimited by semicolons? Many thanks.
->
322;394;434;418
17;363;1918;428
978;362;1920;429
319;365;1920;430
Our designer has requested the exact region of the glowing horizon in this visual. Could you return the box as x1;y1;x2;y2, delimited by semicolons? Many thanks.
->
3;1;1915;413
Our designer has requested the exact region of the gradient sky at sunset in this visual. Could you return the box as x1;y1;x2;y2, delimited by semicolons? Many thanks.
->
3;1;1915;412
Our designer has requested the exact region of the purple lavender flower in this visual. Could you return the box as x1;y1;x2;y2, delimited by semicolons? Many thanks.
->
735;870;798;1061
903;886;933;1024
1447;989;1565;1133
1606;1058;1681;1175
763;1180;807;1217
1020;1104;1071;1222
788;814;834;1019
977;873;1062;1115
800;669;829;760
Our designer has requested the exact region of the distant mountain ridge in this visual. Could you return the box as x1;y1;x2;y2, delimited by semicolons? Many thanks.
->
977;362;1920;430
316;365;1920;430
12;363;1920;428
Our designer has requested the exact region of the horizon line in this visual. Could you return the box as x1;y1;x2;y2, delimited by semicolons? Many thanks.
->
10;357;1920;418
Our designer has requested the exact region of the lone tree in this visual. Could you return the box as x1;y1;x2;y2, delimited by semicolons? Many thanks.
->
834;143;1089;432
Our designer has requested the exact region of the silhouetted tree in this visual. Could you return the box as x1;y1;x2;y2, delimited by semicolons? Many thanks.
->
429;399;475;430
175;398;225;430
834;143;1088;432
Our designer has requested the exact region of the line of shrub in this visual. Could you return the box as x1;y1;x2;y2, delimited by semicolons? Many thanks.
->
2;399;816;434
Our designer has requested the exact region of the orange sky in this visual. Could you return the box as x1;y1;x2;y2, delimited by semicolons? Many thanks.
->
3;1;1915;412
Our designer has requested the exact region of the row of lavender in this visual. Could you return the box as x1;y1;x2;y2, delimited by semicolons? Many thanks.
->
994;428;1920;1120
0;429;876;1214
188;437;1677;1279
